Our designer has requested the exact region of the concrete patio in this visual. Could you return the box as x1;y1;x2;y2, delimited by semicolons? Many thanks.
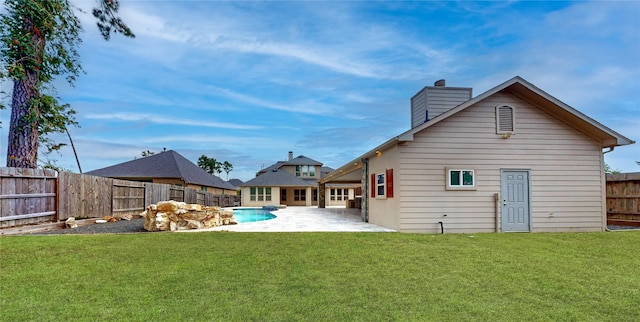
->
194;207;396;233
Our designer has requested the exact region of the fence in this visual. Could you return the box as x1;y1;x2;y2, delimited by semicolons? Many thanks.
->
606;172;640;226
1;168;239;228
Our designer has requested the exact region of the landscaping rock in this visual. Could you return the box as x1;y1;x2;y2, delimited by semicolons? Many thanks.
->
141;200;237;232
65;217;77;229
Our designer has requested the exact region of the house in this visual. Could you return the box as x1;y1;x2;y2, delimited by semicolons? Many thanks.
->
86;150;237;195
240;152;359;207
319;76;634;233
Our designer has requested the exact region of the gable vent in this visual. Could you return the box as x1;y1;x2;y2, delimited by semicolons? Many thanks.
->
496;105;514;133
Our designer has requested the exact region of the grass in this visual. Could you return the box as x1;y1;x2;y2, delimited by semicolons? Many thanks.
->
1;231;639;321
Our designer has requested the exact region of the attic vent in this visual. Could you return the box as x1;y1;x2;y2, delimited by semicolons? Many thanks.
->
434;79;445;87
496;105;515;133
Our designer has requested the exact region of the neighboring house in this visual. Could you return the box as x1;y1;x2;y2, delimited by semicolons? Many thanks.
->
320;76;634;233
240;152;358;207
86;150;237;195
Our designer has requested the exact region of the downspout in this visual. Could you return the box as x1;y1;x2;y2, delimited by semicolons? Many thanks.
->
494;193;500;232
602;146;615;231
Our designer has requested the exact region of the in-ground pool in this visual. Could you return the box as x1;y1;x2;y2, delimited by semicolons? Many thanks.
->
233;208;277;223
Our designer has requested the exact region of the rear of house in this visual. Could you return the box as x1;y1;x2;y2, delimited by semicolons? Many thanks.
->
323;77;634;233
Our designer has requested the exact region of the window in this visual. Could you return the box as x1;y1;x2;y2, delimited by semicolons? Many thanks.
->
446;169;476;190
294;189;306;201
371;170;394;199
201;186;207;192
295;165;316;177
496;105;515;134
330;188;336;201
265;187;272;201
250;187;272;201
377;173;386;198
281;188;287;201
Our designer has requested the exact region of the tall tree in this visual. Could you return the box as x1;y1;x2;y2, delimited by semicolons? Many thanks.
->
222;161;233;180
197;155;218;175
1;0;134;168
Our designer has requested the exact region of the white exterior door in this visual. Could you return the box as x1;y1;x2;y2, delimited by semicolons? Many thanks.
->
501;170;531;232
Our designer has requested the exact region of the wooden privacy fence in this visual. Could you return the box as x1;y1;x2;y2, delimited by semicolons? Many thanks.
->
1;168;239;228
606;172;640;226
0;168;57;228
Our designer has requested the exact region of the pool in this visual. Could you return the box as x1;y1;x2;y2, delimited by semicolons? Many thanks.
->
233;208;277;223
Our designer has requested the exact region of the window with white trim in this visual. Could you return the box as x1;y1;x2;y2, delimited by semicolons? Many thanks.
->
496;105;515;134
331;188;348;201
250;187;271;201
376;173;386;198
446;169;476;190
295;165;316;177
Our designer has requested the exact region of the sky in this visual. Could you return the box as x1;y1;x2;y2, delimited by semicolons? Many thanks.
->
1;0;639;181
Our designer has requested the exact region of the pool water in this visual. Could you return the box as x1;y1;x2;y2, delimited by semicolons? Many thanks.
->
233;208;277;223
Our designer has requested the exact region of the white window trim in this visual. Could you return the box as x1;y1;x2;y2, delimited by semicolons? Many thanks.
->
496;105;515;134
376;172;387;199
446;168;477;191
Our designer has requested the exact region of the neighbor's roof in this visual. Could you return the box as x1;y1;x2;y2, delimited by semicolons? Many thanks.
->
227;179;244;188
256;155;324;177
242;168;314;187
86;150;235;190
320;76;635;184
284;155;323;166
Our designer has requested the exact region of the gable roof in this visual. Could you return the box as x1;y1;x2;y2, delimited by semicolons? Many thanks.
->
86;150;235;190
242;168;313;187
321;76;635;184
398;76;634;147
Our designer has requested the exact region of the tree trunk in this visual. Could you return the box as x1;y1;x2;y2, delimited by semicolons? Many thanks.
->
6;16;44;169
6;75;39;168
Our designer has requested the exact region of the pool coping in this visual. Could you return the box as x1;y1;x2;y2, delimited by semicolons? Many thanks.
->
183;206;396;233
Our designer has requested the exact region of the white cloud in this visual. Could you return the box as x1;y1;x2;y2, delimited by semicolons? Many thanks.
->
84;112;262;130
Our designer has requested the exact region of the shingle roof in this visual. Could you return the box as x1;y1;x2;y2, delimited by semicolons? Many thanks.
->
86;150;235;190
283;155;323;166
255;155;324;178
228;179;244;188
241;169;312;187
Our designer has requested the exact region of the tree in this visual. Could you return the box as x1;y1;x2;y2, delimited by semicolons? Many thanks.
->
1;0;134;168
604;162;620;174
222;161;233;180
197;155;219;175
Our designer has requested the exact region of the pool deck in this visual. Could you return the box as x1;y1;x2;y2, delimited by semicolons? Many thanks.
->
191;207;396;233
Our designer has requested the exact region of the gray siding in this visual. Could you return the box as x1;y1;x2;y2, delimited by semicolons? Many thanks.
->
398;92;604;233
410;86;472;128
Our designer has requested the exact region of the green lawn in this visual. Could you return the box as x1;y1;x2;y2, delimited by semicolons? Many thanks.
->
1;231;639;321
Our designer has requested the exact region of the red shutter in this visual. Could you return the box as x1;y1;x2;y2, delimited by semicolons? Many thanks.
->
370;173;376;197
386;169;394;198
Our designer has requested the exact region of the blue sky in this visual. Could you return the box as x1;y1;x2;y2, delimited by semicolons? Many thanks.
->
1;1;639;181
